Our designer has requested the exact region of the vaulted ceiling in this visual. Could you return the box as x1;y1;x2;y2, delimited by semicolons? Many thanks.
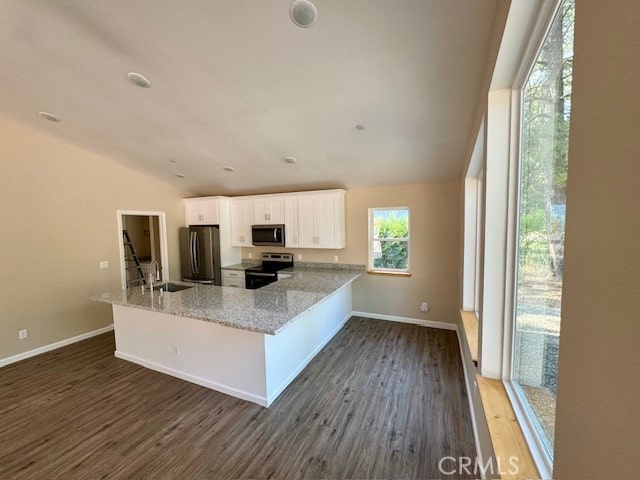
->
0;0;497;195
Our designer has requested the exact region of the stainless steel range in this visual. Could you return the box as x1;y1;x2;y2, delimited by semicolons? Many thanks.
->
245;253;293;289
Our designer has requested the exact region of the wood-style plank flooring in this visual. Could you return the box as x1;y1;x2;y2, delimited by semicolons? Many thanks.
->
0;317;475;479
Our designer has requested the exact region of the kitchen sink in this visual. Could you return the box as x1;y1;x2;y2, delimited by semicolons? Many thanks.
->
152;283;194;292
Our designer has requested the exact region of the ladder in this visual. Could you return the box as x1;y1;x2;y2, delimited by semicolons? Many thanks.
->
123;230;147;286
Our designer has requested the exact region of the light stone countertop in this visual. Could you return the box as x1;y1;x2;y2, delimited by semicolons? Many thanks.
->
221;260;261;271
91;267;363;335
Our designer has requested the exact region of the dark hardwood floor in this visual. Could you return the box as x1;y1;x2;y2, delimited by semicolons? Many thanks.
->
0;317;475;479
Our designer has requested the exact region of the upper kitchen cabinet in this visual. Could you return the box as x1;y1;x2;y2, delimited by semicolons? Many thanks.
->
253;195;284;224
230;197;254;247
297;190;346;249
184;197;221;225
284;195;299;248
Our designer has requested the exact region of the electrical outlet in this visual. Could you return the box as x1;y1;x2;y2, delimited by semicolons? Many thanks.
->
248;252;253;259
173;344;180;355
19;329;28;340
297;254;303;261
333;255;339;262
420;302;430;312
99;260;110;269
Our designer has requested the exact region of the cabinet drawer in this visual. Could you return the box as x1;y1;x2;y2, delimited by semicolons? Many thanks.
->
222;270;245;279
222;278;245;288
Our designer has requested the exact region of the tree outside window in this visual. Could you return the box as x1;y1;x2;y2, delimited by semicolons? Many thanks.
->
369;208;409;272
512;0;574;458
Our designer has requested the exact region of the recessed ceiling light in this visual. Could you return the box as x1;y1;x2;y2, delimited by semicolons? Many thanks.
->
174;173;186;179
39;111;60;122
355;124;365;131
290;0;318;28
283;156;297;164
127;72;151;88
168;159;176;163
223;166;235;172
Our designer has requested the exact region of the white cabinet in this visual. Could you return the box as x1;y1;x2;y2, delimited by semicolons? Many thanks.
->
184;197;220;225
296;190;345;249
184;197;240;267
230;198;254;247
190;189;345;250
284;195;299;248
222;269;245;288
253;196;284;224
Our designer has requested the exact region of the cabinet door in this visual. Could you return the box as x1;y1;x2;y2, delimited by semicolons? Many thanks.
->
316;193;338;248
296;191;345;249
297;195;318;247
284;196;299;247
185;202;204;225
230;198;254;246
253;196;284;224
185;199;219;225
322;191;345;248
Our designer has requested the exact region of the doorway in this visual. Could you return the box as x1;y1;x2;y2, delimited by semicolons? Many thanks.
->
117;211;169;289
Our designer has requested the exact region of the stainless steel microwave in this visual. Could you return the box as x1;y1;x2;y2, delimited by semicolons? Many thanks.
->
251;224;285;246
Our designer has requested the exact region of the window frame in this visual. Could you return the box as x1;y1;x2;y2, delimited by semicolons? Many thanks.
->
367;207;410;274
502;0;572;474
468;1;568;477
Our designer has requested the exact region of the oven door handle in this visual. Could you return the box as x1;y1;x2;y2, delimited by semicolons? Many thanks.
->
246;272;277;277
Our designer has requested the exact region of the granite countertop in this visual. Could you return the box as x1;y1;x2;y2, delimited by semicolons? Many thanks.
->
221;260;261;271
91;265;364;335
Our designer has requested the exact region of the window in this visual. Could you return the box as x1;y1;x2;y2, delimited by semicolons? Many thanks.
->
511;0;574;460
368;207;409;273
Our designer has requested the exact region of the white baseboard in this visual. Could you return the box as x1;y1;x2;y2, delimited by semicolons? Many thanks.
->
0;324;114;368
351;311;457;331
267;311;351;405
114;350;269;407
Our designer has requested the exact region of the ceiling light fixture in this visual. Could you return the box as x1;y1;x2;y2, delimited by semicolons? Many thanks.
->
39;111;60;122
355;124;365;130
174;173;186;179
127;72;151;88
223;166;235;172
168;159;176;163
289;0;318;28
283;156;297;164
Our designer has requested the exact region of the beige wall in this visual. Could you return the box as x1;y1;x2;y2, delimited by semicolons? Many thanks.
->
554;1;640;478
0;114;190;360
244;182;462;323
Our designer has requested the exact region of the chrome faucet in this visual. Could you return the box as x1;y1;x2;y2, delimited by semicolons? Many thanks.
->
148;260;160;288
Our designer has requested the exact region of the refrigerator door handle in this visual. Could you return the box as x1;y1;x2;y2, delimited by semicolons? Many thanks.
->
190;231;197;274
194;232;200;274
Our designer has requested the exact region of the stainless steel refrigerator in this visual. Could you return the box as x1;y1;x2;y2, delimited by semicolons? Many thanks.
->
179;226;221;285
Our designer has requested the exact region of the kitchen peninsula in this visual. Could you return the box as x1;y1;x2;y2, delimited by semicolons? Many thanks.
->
91;266;363;407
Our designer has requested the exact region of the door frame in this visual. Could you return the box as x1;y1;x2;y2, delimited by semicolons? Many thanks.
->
117;210;170;289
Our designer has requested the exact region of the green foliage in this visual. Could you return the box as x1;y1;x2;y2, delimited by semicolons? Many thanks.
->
521;210;546;236
373;214;408;269
517;0;574;278
377;215;408;239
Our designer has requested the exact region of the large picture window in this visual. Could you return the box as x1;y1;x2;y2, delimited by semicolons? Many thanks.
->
512;0;574;459
368;207;409;273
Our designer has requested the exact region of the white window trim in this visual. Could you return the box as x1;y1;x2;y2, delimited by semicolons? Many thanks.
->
462;118;485;313
367;207;410;273
117;210;170;290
